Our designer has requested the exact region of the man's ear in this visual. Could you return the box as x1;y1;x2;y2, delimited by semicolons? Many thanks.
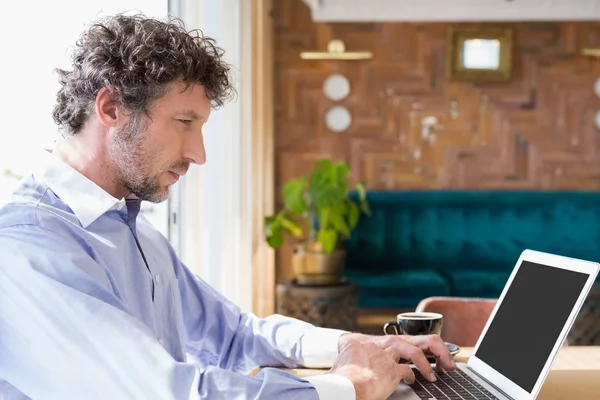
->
95;87;126;128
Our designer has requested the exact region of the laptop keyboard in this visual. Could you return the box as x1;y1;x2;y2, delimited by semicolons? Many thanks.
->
409;367;501;399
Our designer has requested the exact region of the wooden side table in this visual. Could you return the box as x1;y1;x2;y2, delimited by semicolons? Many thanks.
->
276;278;357;332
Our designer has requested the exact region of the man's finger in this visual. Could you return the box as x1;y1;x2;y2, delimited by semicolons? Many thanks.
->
386;340;435;382
405;334;456;371
436;356;443;372
396;364;416;385
405;345;436;382
384;345;402;362
424;337;455;370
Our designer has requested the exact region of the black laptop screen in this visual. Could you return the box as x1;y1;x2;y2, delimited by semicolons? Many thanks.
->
474;260;589;393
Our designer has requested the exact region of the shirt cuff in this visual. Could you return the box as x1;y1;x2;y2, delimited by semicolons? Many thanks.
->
300;327;348;368
304;374;356;400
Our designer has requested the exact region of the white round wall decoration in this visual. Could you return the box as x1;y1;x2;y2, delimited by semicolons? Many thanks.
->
323;74;350;101
325;106;352;132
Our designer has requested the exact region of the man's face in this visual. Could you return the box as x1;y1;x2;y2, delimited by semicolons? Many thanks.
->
109;81;211;202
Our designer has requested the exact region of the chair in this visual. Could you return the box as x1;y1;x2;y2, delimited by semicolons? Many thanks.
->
415;297;497;347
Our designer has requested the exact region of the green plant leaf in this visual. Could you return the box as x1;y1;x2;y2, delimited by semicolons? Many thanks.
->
264;215;278;236
266;229;284;248
329;201;350;237
314;158;333;172
279;214;303;237
283;178;308;216
318;229;338;254
318;208;331;231
356;182;371;215
335;162;350;185
297;158;371;245
356;181;367;201
333;200;348;215
330;212;350;237
264;215;284;248
264;157;372;250
348;201;360;230
360;199;371;215
310;162;345;209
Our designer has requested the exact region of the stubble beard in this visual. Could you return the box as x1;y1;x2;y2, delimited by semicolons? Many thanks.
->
110;116;168;203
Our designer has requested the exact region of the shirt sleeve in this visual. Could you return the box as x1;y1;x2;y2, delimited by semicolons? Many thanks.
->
304;374;356;400
174;260;351;371
0;225;323;400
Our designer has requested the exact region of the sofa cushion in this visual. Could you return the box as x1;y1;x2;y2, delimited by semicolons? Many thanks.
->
345;269;451;309
446;270;511;298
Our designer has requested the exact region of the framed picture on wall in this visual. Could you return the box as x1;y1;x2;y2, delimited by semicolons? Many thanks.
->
447;27;513;83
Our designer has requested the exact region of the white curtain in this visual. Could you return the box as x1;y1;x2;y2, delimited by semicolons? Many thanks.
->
171;0;255;310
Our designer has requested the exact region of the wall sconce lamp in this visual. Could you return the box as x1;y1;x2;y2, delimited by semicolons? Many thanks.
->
300;39;373;60
582;48;600;57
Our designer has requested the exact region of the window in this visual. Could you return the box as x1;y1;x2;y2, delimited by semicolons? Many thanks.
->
1;0;270;314
0;0;169;236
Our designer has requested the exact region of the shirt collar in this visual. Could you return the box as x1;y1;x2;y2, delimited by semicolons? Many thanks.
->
34;150;127;228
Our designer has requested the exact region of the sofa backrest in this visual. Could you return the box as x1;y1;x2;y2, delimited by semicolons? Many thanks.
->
346;191;600;274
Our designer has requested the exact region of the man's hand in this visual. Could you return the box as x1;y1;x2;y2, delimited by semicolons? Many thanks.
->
338;333;457;383
329;338;415;400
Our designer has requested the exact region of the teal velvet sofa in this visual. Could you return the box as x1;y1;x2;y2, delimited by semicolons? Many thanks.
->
344;191;600;309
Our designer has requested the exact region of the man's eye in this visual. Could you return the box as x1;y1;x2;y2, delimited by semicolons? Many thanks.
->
179;119;192;125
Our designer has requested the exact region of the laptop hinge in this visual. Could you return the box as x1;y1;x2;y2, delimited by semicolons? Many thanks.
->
467;366;515;400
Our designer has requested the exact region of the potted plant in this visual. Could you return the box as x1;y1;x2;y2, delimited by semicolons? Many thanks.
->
265;159;370;285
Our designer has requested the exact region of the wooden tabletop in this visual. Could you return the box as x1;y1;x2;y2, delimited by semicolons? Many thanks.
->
277;346;600;399
459;346;600;400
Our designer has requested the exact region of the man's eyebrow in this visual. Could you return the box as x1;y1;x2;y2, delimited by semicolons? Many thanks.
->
176;110;205;120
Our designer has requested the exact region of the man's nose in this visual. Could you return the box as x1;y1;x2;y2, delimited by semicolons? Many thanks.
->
184;132;206;165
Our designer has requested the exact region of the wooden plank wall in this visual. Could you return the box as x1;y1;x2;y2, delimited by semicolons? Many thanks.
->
273;0;600;282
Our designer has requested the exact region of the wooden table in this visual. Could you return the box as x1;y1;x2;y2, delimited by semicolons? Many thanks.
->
279;346;600;399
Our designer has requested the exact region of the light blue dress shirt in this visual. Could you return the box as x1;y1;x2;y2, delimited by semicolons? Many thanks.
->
0;151;356;399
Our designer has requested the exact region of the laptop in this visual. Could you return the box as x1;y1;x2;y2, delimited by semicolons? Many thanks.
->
389;249;599;400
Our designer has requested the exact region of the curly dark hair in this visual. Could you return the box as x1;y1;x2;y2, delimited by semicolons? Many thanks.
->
53;13;235;135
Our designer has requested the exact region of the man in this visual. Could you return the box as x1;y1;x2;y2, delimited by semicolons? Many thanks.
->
0;14;455;400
